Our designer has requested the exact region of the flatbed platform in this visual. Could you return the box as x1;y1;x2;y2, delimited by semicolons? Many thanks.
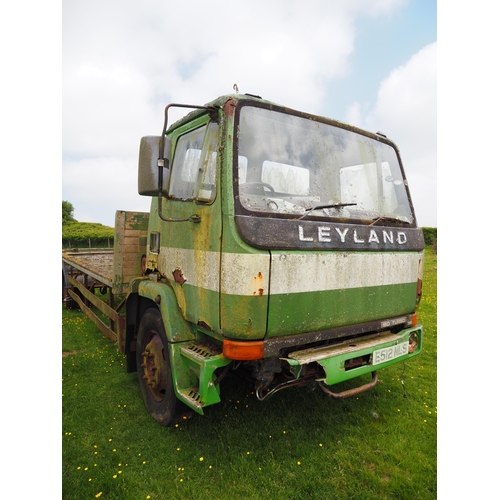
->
62;211;150;352
62;249;114;288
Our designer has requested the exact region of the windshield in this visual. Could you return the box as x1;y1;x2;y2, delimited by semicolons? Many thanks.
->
236;106;413;224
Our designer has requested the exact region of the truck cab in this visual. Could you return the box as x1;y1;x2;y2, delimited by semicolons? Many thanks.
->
130;94;424;425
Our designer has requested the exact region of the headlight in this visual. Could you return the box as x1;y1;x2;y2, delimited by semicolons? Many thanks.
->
408;331;419;354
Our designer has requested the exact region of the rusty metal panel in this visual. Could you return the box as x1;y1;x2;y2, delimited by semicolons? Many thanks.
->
287;331;400;365
113;211;149;293
62;250;114;287
235;216;425;252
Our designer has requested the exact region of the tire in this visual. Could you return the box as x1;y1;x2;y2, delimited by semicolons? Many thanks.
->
136;308;189;426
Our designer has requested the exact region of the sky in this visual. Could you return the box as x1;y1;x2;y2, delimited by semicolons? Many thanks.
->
62;0;437;228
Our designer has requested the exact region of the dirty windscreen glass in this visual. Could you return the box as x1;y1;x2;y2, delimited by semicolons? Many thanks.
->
237;106;413;224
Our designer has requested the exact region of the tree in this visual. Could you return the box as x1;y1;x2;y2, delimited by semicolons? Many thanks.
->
63;200;76;224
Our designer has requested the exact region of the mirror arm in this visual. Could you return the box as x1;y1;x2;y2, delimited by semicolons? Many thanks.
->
155;103;218;223
161;103;216;137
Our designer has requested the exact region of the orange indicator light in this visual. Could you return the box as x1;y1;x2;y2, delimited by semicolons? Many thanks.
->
223;340;265;360
411;313;418;327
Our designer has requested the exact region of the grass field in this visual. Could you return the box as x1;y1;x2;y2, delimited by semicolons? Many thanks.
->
62;248;437;500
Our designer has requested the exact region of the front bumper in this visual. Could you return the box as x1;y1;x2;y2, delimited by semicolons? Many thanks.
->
284;325;423;386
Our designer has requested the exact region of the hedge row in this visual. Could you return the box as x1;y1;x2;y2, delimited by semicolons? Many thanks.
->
62;222;114;248
421;227;437;246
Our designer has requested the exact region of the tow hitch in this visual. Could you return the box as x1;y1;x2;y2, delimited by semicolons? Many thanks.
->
318;371;378;399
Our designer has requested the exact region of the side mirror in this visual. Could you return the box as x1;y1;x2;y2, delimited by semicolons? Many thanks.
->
138;136;171;196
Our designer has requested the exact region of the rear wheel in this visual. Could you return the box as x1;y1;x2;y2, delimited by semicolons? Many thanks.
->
136;308;189;426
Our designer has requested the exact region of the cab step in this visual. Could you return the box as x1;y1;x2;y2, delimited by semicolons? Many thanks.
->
173;341;232;413
180;341;224;362
178;388;205;410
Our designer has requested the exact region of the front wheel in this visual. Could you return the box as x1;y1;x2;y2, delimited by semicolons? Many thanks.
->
136;308;190;426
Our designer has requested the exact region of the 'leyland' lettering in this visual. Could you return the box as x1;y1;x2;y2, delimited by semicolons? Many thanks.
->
298;225;408;246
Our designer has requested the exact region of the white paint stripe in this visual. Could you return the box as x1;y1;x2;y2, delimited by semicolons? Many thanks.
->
220;252;270;296
269;252;421;295
157;247;422;297
158;248;221;292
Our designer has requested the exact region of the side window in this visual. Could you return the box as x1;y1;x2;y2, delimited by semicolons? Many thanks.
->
169;122;219;202
196;122;218;202
169;126;206;200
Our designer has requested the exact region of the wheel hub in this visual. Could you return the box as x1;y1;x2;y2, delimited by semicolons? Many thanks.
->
140;333;167;402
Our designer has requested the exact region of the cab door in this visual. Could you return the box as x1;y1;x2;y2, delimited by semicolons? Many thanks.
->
156;117;222;334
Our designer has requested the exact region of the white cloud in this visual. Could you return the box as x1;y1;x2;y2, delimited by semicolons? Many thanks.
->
63;157;151;224
63;64;158;157
366;43;437;152
347;42;437;227
346;101;364;128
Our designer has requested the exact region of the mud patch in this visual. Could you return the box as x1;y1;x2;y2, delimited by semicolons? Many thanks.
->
62;350;80;357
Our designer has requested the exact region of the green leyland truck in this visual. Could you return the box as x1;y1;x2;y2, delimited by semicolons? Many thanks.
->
62;93;424;426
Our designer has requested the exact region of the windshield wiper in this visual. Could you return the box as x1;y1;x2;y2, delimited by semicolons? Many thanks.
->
369;216;410;226
298;203;357;220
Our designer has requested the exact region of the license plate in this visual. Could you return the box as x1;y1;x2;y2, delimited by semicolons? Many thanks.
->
373;341;409;365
